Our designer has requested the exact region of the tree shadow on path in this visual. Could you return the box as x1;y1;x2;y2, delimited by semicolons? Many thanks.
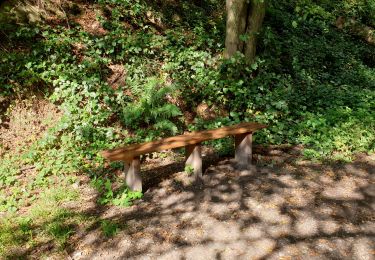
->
69;149;374;259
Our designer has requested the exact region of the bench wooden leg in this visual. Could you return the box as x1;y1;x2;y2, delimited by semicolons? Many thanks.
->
124;156;142;192
235;133;252;169
185;144;203;181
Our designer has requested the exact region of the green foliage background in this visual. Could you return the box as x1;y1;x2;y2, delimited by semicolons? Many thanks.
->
0;0;374;212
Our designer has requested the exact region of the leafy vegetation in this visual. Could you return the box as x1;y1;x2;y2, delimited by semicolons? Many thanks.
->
100;219;121;237
90;175;142;206
0;0;374;257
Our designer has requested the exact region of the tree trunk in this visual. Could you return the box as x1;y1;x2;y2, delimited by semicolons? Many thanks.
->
244;0;266;63
224;0;248;58
224;0;266;63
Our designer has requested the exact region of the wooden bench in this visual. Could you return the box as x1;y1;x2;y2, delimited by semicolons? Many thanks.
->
101;122;266;191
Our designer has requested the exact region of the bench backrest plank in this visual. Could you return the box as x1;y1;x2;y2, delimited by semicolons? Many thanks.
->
101;122;266;162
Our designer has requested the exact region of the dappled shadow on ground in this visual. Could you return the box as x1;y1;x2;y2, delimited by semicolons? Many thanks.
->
68;150;375;259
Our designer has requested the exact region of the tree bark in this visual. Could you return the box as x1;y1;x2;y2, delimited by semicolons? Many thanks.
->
244;0;266;63
224;0;248;58
224;0;266;63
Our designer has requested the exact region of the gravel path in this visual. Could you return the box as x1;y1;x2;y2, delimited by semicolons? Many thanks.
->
71;151;375;260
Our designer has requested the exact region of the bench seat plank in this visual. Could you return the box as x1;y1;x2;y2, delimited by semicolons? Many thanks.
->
101;122;266;162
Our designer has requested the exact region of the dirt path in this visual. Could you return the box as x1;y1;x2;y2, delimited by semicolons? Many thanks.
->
70;150;374;260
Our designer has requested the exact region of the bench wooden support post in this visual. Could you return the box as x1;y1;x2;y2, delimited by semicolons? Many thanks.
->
124;156;142;192
185;144;203;181
235;133;252;169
